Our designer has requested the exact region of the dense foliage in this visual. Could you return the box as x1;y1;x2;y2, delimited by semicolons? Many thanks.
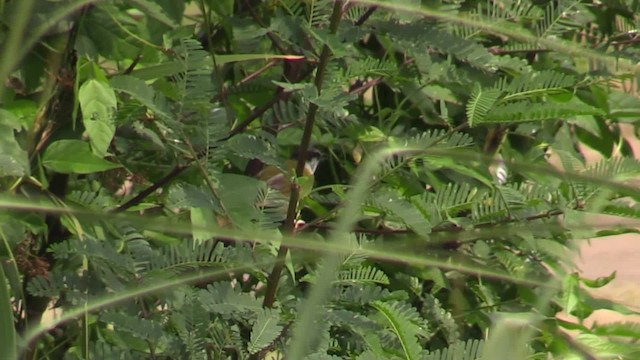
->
2;0;640;359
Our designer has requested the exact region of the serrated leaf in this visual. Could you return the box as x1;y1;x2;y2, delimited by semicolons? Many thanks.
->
248;309;283;354
79;79;117;156
42;140;121;174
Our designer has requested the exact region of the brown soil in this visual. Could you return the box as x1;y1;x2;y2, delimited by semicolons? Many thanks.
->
570;129;640;326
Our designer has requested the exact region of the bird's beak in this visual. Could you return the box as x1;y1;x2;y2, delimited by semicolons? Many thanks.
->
307;157;320;174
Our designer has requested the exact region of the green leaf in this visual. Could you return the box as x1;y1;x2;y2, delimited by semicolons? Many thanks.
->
307;27;348;58
248;309;283;354
481;314;535;360
218;174;264;228
124;0;176;27
607;90;640;120
110;75;154;105
110;75;170;118
354;125;387;142
422;85;458;104
0;122;29;177
2;99;37;129
79;79;117;157
42;140;121;174
580;272;615;289
562;273;579;315
595;227;640;237
578;289;640;316
191;207;217;242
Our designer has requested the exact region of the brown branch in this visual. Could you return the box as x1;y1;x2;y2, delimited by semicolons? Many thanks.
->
262;0;346;309
488;47;551;55
354;5;378;26
123;53;143;75
213;60;277;102
349;77;384;96
305;209;565;236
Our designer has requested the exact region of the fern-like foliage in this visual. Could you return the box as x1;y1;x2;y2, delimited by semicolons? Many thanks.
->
100;311;165;342
172;38;215;113
145;239;233;276
371;301;426;360
248;308;284;354
499;70;577;101
8;0;640;359
307;0;334;28
467;84;502;126
486;100;603;123
377;19;501;71
424;339;484;360
535;0;585;39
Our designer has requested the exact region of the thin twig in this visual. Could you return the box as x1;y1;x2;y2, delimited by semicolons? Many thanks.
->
111;93;283;213
221;95;282;141
111;164;189;213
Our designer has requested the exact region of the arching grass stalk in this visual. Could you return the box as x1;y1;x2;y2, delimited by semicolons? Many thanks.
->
17;263;268;358
287;146;425;358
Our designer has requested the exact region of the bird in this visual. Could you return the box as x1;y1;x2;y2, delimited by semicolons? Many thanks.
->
246;146;322;197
